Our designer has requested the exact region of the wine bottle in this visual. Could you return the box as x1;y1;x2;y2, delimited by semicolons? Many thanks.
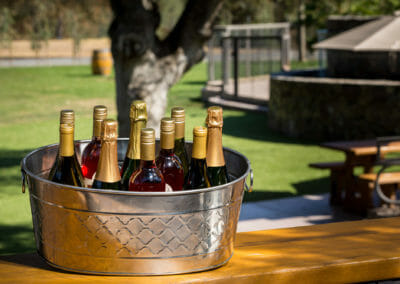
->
129;128;165;192
120;101;147;190
92;119;121;190
81;105;107;187
156;117;184;191
171;107;189;177
184;126;211;190
206;106;229;186
48;123;84;187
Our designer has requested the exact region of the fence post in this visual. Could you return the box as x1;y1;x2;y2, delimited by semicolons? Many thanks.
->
207;36;215;81
246;29;251;77
222;36;231;88
233;37;239;98
280;27;291;71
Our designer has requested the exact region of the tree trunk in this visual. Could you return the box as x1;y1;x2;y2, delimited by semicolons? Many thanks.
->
109;0;223;137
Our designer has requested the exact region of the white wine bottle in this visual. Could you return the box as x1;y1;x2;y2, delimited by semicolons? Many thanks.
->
48;122;84;187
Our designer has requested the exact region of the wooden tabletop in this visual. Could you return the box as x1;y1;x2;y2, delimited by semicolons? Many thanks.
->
2;217;400;283
321;139;400;156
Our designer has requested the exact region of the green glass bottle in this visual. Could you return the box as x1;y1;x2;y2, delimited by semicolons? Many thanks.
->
92;119;121;190
184;126;211;190
48;122;84;187
120;101;147;190
171;107;189;177
206;106;229;186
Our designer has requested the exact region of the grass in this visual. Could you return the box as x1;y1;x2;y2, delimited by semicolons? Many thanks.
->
0;62;342;255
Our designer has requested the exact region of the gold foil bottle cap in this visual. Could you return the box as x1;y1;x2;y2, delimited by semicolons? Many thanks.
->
171;107;185;123
192;126;207;159
60;109;74;125
193;126;207;137
60;123;73;134
93;105;107;120
206;106;223;128
101;119;118;141
130;100;148;122
160;117;175;133
141;128;155;144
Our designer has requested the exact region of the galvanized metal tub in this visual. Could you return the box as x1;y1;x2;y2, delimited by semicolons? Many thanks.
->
21;139;252;275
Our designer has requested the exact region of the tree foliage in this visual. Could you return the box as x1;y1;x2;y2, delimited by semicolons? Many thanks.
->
217;0;273;24
0;0;112;40
0;7;14;49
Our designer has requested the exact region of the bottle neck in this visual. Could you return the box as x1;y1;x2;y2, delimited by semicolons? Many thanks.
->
206;127;225;167
140;159;157;169
141;142;155;161
159;148;174;156
191;157;207;168
59;131;74;157
174;121;185;140
127;120;146;159
160;131;174;150
93;119;103;138
192;134;206;159
95;139;121;182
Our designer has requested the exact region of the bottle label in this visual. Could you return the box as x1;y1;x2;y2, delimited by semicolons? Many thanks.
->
165;183;173;192
84;176;94;188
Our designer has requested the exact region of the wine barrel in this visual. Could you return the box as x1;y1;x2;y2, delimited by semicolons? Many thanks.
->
91;49;112;76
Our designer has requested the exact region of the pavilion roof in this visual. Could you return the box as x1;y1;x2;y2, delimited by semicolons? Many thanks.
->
314;15;400;51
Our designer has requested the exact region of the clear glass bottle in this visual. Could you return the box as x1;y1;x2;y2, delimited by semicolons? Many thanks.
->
156;117;184;191
206;106;229;186
129;128;165;192
171;107;189;177
81;105;107;187
184;126;211;190
120;101;147;190
92;119;121;190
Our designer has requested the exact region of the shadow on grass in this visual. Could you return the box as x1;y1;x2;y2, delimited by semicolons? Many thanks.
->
183;80;206;86
0;149;35;195
223;111;321;145
0;224;35;255
223;111;320;145
0;149;33;168
243;177;330;203
292;176;331;196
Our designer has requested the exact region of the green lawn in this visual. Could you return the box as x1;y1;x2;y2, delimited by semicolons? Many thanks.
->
0;62;341;255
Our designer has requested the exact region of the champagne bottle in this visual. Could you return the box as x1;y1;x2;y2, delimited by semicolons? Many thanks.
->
156;118;184;191
92;119;121;190
81;105;107;187
120;101;147;190
184;126;211;190
171;107;189;177
129;128;165;192
206;106;229;186
48;123;84;187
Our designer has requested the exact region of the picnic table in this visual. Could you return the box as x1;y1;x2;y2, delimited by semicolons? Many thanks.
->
317;139;400;213
2;217;400;283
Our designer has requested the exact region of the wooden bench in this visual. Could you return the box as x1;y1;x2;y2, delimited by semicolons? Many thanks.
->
3;217;400;283
309;161;346;205
354;172;400;215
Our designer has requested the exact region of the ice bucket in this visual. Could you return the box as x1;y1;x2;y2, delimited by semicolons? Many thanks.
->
20;139;252;275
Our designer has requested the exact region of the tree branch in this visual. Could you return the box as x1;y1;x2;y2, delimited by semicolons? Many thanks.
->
160;0;224;69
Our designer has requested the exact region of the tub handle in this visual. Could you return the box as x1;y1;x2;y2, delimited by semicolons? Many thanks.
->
245;168;253;192
21;168;27;194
